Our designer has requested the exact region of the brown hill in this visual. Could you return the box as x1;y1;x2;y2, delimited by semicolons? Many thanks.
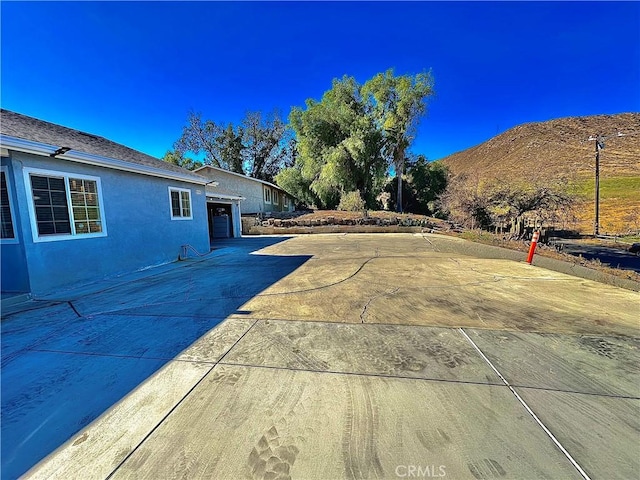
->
441;113;640;179
440;113;640;234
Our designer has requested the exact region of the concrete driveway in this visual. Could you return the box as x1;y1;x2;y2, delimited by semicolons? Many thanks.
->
2;233;639;480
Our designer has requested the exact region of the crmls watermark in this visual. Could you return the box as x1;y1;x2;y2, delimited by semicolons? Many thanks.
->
395;465;446;478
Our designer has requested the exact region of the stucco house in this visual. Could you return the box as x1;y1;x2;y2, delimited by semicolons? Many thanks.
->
0;109;210;296
194;165;295;239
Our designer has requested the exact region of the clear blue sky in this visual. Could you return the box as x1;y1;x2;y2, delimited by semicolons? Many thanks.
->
2;1;639;161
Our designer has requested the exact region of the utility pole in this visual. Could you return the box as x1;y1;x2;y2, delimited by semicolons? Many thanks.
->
587;135;604;236
586;131;632;236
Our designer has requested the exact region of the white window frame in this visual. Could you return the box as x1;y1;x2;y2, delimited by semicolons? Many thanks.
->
264;187;271;204
23;167;107;243
1;166;19;244
168;186;193;220
273;190;279;205
283;195;289;208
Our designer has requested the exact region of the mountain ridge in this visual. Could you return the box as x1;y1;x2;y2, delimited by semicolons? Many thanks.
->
439;113;640;234
440;112;639;180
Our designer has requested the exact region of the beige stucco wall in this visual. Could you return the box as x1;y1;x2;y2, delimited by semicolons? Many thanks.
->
197;167;294;214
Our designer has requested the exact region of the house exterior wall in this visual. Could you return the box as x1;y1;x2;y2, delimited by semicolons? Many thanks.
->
206;169;264;214
263;185;295;213
198;167;295;215
1;157;30;293
6;151;209;296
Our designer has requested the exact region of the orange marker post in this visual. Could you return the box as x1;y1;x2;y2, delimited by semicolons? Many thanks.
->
526;231;540;264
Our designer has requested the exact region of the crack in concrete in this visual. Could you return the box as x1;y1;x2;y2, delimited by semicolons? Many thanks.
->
68;301;82;318
360;288;400;323
420;231;441;252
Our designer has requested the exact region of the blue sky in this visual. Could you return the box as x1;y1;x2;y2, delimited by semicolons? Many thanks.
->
2;1;639;161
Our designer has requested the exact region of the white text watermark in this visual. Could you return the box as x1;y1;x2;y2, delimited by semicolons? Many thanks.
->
395;465;446;477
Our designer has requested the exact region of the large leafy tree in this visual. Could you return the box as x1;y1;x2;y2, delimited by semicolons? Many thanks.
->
362;69;435;212
280;75;386;209
385;155;448;215
410;156;448;213
275;162;320;208
278;70;434;210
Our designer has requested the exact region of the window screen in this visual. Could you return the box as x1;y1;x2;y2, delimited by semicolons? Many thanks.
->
69;178;102;234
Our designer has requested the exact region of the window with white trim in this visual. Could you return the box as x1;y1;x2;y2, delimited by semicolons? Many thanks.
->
264;187;271;203
283;195;289;208
169;187;192;219
273;190;279;204
26;169;106;240
1;170;16;240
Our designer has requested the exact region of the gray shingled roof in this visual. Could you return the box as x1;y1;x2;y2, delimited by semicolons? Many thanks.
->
0;109;207;183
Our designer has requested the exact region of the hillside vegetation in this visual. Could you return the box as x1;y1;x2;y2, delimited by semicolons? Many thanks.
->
440;113;640;233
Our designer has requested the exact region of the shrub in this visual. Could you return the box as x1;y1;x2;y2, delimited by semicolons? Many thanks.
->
338;190;366;212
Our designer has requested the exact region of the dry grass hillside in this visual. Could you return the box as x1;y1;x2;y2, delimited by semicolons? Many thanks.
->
440;113;640;234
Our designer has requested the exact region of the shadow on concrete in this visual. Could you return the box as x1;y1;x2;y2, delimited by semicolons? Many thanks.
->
1;236;308;479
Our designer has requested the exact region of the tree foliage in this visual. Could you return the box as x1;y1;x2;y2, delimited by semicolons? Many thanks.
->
173;110;292;182
162;150;203;171
362;69;435;212
280;76;385;209
277;70;434;210
242;111;293;182
218;123;244;174
338;190;366;212
384;156;448;215
174;112;225;168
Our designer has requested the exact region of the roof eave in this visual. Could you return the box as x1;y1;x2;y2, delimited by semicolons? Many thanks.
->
0;134;208;185
194;164;285;191
206;192;246;201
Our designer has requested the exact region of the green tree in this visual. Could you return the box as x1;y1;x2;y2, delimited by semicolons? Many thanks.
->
485;180;575;231
283;75;386;209
410;157;448;214
274;162;319;208
362;69;435;212
384;156;448;215
162;150;203;171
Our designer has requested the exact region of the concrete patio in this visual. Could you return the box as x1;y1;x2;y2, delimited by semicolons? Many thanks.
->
2;234;638;479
